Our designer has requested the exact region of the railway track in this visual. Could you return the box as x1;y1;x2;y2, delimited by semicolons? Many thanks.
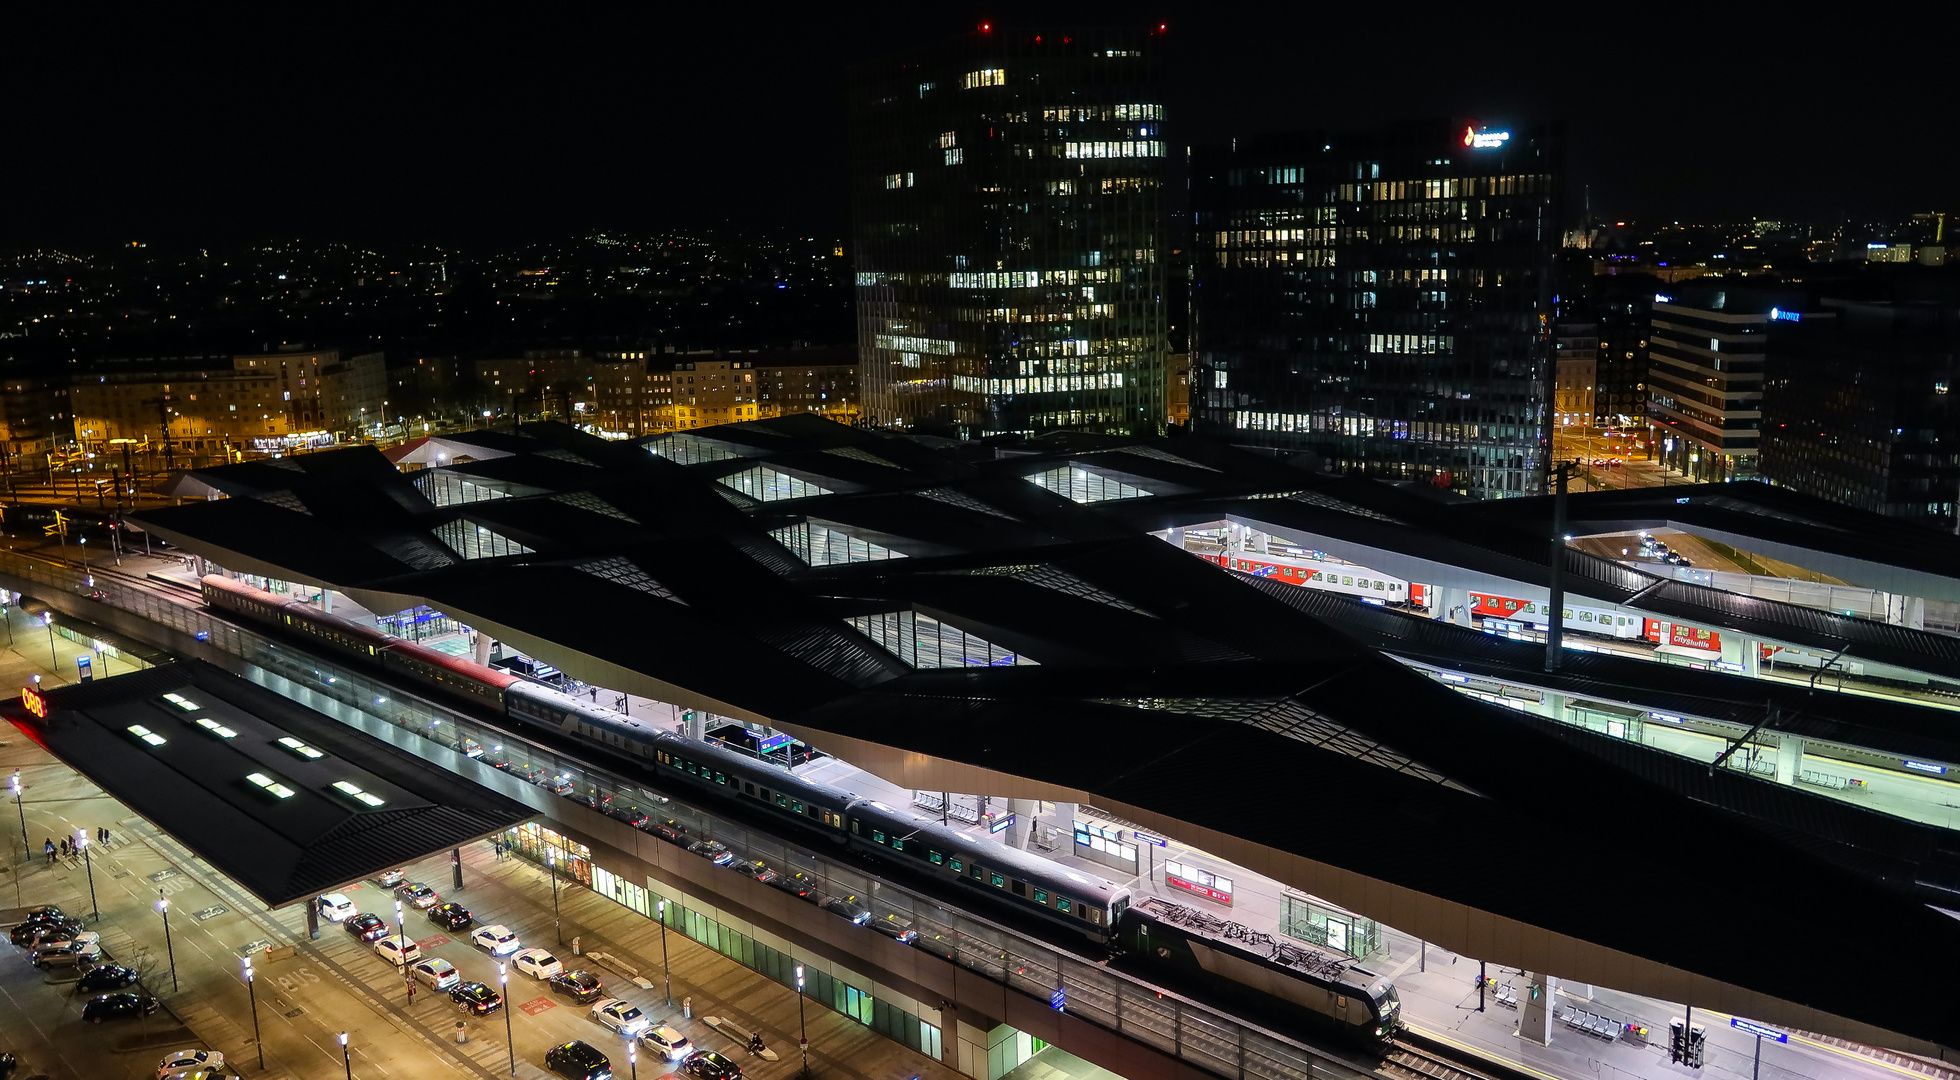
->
1381;1044;1499;1080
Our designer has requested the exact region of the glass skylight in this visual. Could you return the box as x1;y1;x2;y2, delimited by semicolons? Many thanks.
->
194;717;239;739
245;772;297;799
161;693;201;712
332;780;386;807
126;724;166;747
277;736;325;760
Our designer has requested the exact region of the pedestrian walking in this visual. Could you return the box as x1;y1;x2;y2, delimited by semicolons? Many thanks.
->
59;838;69;858
97;826;108;844
43;839;55;864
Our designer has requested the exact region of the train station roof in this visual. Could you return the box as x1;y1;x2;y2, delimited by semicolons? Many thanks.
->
1;660;533;907
127;418;1960;1052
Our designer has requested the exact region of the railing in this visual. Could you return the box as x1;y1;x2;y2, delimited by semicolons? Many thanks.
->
0;549;1369;1080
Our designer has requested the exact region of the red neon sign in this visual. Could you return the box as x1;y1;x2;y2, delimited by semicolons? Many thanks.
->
21;686;48;719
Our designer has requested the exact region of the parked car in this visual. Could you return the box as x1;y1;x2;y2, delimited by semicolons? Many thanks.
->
639;1025;692;1061
411;958;461;991
648;820;689;844
83;992;159;1023
428;902;473;931
543;775;575;795
735;861;779;885
317;894;357;922
373;935;421;967
564;792;600;810
590;998;652;1036
820;896;871;925
11;917;83;948
685;839;735;866
471;925;522;955
605;806;650;828
451;981;504;1015
31;940;102;969
156;1050;224;1078
549;970;605;1004
544;1041;612;1080
345;914;390;941
768;871;818;901
680;1049;744;1080
76;964;141;993
511;948;563;979
376;868;406;889
869;914;920;945
397;883;440;909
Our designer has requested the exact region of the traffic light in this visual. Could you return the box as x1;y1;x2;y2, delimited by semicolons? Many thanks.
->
1687;1025;1706;1068
1669;1020;1687;1064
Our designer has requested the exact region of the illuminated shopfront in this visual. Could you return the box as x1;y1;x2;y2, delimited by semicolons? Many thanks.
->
507;821;592;886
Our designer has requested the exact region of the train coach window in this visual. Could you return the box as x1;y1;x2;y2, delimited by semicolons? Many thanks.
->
1057;898;1071;913
928;851;943;865
872;830;887;844
949;858;962;873
777;795;789;808
715;772;728;785
892;838;905;851
1033;890;1048;904
791;801;804;814
744;782;756;796
990;873;1005;888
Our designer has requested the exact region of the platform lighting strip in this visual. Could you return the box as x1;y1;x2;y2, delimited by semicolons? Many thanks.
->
277;736;326;760
331;780;385;807
194;717;240;739
245;772;297;799
125;724;167;746
160;693;201;711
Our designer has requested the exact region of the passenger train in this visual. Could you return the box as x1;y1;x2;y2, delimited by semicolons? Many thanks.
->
1197;553;1429;609
201;574;1401;1049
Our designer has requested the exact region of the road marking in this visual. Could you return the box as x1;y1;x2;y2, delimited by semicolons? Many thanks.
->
519;996;555;1015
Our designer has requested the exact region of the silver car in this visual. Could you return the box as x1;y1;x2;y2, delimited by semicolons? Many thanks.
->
32;940;103;969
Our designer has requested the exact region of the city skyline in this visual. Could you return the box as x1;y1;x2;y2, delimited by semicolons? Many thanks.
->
8;9;1949;246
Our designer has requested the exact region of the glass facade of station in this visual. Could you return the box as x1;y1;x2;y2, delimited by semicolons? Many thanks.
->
849;27;1168;437
1190;121;1562;497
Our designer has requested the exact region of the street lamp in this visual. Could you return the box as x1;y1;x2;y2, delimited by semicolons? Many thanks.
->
339;1032;351;1080
548;850;562;944
158;892;178;991
76;829;97;922
628;1042;637;1080
499;962;514;1076
657;898;672;1007
11;770;27;868
796;964;809;1078
243;955;265;1070
42;612;55;668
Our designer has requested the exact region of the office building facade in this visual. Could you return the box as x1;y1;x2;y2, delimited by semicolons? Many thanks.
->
1760;301;1960;525
1646;287;1791;483
848;26;1169;437
1190;120;1561;497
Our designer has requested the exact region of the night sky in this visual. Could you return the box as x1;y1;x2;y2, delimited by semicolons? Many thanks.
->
10;6;1946;247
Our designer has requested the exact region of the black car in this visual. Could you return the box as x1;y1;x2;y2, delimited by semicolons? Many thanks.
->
548;969;605;1004
451;981;504;1015
82;992;158;1023
75;964;141;993
429;902;474;931
11;917;82;948
869;914;920;945
605;806;650;828
681;1050;743;1080
345;913;390;941
768;871;819;901
821;896;871;925
736;861;779;885
685;839;735;866
649;820;690;844
564;791;600;810
544;1040;612;1080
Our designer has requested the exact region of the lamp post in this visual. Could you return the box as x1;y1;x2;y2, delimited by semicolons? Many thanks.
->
394;899;406;956
657;898;672;1007
339;1032;351;1080
158;892;178;991
548;850;562;945
627;1042;637;1080
11;770;27;868
75;829;97;922
43;612;56;668
78;536;87;575
796;964;809;1078
243;955;265;1070
499;962;514;1076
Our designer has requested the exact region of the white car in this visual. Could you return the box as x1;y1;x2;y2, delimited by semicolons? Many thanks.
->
639;1025;692;1061
510;947;562;979
317;893;357;922
590;997;652;1036
377;868;405;888
373;934;421;966
470;924;521;956
157;1049;225;1078
411;957;460;990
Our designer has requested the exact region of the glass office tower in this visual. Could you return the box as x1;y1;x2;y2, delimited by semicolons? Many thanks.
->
848;27;1169;437
1190;121;1561;497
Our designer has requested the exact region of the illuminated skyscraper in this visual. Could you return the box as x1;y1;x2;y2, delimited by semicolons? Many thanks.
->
1191;121;1562;497
848;26;1169;437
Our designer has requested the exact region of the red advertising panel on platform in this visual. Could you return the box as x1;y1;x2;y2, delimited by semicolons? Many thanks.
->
1668;624;1721;652
1166;874;1232;905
